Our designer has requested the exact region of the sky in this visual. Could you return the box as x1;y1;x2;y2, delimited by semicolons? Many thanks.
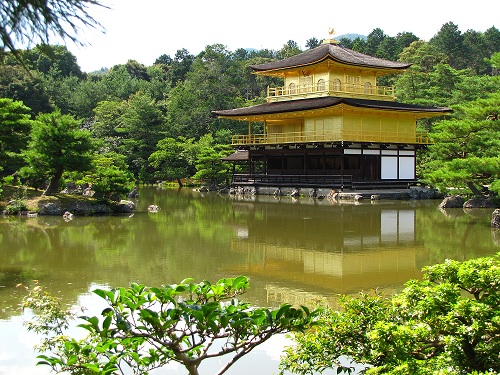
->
66;0;500;72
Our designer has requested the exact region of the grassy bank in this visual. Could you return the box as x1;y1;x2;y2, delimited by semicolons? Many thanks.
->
0;185;111;214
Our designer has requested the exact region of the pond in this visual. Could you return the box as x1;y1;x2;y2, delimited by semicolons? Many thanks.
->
1;187;499;374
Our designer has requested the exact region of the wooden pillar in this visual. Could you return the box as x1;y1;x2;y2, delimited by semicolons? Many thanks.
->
397;147;400;180
323;152;326;174
341;143;345;190
304;151;307;175
281;153;285;175
361;147;366;181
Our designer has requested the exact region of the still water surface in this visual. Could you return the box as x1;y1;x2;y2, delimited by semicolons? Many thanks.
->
1;187;499;374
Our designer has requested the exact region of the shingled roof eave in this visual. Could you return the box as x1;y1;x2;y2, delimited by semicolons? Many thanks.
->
212;97;452;119
221;150;249;162
250;55;411;74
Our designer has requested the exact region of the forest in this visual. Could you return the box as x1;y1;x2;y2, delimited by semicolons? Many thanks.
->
1;21;500;199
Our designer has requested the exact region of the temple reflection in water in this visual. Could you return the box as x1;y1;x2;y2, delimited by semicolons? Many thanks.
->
227;196;425;308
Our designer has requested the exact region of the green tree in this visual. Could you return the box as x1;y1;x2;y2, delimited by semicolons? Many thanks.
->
154;53;173;66
124;59;150;81
396;40;500;110
193;135;233;187
305;37;321;49
278;40;302;59
68;75;112;119
20;45;83;78
430;22;466;69
92;99;125;146
98;64;147;101
43;74;82;116
338;37;354;49
450;72;500;104
22;109;94;195
0;98;32;175
167;44;244;139
78;152;135;200
483;26;500;58
394;32;419;57
0;0;105;53
365;28;387;56
422;92;500;195
24;276;316;375
145;64;171;101
168;48;195;87
0;64;53;115
148;137;196;186
280;255;500;375
375;35;397;60
350;37;367;52
398;40;448;73
234;55;277;101
116;91;166;181
462;29;490;74
486;51;500;75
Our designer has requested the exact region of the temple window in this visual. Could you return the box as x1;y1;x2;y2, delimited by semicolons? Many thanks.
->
346;75;360;91
332;78;342;91
299;76;312;93
317;79;326;91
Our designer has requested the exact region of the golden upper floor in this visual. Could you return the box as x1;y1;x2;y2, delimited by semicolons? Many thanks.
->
213;97;451;146
250;41;411;102
266;79;395;102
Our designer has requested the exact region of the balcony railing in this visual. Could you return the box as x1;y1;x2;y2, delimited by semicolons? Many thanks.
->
267;81;395;102
231;129;430;146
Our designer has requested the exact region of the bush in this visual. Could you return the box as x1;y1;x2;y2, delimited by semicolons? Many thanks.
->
281;254;500;375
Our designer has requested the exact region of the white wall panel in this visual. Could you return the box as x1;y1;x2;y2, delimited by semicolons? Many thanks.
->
399;157;415;179
381;156;398;179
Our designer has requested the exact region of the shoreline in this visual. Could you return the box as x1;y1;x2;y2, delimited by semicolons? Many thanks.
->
223;185;442;201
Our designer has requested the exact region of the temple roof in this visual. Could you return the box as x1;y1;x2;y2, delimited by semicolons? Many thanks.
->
221;149;249;161
249;42;412;72
212;97;451;118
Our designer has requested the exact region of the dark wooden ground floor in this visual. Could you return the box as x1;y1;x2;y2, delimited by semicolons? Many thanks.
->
226;144;419;189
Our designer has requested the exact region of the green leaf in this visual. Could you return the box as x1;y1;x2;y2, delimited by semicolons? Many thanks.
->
82;363;100;372
102;315;112;331
233;276;249;289
93;289;109;300
66;354;78;366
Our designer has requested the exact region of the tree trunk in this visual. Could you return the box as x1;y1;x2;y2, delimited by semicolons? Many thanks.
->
43;166;64;196
467;181;483;197
185;364;199;375
177;178;184;187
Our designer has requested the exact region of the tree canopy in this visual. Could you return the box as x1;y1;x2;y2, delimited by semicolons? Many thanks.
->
280;254;500;375
0;97;32;174
21;109;94;195
422;92;500;194
23;276;316;375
